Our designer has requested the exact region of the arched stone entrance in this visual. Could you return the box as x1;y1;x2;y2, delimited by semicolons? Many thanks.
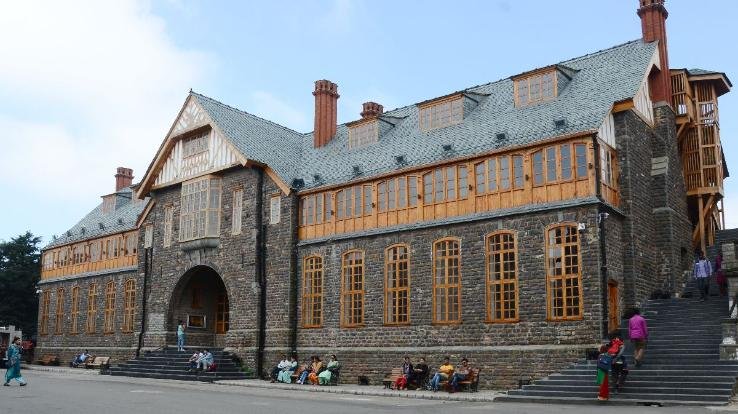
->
168;265;230;348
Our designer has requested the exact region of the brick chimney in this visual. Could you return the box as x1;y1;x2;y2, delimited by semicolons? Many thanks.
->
360;102;383;119
115;167;133;192
313;80;339;148
637;0;671;104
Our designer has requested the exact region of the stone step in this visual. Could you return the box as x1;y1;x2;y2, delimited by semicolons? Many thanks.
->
520;384;732;396
114;364;243;373
505;389;727;403
547;373;737;383
496;395;727;407
109;370;247;382
535;379;735;389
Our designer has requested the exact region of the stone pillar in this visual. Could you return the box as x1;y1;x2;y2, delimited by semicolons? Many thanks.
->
720;242;738;360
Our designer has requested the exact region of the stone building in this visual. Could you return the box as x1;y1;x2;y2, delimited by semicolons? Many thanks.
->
36;1;731;388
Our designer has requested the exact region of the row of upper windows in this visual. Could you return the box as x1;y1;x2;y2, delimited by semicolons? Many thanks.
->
347;69;563;148
41;232;138;272
301;224;583;329
300;141;602;226
39;280;136;336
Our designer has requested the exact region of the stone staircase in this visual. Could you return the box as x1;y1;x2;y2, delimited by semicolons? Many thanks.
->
109;348;250;382
499;293;738;406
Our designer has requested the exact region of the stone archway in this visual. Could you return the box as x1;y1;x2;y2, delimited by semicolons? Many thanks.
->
168;265;230;348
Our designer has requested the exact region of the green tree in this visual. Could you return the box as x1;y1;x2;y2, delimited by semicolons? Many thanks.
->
0;231;41;337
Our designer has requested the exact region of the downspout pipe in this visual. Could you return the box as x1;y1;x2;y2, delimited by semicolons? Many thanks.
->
136;246;151;358
254;167;267;378
592;135;610;339
288;191;299;354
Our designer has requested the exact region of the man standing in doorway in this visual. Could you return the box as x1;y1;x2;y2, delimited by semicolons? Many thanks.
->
694;251;713;301
177;320;186;351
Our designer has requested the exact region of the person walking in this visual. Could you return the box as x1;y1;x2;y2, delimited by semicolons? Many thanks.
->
628;308;648;367
716;252;727;297
694;251;713;301
609;332;628;393
4;337;27;386
177;320;186;351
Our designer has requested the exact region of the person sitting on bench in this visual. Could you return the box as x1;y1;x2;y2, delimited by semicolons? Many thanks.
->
71;350;91;367
449;358;470;393
430;356;454;392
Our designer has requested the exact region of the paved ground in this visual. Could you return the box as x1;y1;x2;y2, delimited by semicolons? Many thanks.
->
3;370;736;414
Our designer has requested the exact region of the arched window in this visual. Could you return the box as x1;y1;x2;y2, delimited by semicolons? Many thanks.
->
39;290;50;336
341;250;365;327
86;283;98;334
70;286;80;335
546;224;583;320
55;287;65;334
122;280;136;333
432;238;461;324
486;232;518;322
302;256;323;328
385;244;410;325
103;281;116;333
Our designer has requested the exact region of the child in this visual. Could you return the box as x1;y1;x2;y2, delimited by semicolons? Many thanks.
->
596;344;611;401
609;332;628;393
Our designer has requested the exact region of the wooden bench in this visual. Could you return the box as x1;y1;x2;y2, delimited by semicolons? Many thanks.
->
382;367;403;389
35;354;59;366
85;356;110;371
456;368;481;392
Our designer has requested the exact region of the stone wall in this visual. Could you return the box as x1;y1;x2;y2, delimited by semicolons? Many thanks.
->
34;268;142;365
294;204;603;388
140;166;294;369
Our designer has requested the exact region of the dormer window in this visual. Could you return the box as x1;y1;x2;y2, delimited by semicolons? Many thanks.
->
348;120;378;149
419;95;463;131
182;131;209;158
514;69;556;107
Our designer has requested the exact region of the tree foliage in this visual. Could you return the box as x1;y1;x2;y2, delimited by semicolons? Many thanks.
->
0;231;41;337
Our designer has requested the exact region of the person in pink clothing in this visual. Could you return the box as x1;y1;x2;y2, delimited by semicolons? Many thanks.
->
628;308;648;367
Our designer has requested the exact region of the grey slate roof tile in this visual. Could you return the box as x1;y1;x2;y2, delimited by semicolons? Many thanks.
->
45;188;149;249
190;40;657;190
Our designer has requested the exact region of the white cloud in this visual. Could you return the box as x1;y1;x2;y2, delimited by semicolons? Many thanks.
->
249;91;310;132
0;0;212;242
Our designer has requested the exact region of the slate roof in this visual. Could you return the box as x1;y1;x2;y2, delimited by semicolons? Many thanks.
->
186;39;657;190
45;188;149;249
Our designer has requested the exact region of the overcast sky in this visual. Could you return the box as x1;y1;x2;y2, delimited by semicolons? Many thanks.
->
1;0;736;246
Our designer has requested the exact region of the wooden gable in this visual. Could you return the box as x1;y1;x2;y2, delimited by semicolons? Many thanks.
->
137;96;248;197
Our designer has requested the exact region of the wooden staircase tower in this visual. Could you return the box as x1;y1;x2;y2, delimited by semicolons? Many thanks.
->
671;69;732;254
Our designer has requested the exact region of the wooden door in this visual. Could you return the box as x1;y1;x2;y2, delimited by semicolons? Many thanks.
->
608;281;619;332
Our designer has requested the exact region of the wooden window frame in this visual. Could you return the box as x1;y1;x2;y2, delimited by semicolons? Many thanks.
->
103;281;116;334
514;69;557;107
545;223;584;321
179;176;222;242
163;205;174;247
86;283;97;334
348;119;379;149
70;286;80;335
122;279;136;333
485;231;519;323
270;194;281;224
40;290;50;336
215;293;229;334
232;188;243;235
422;165;469;205
384;244;411;326
432;237;462;325
302;256;324;328
419;95;464;131
340;250;365;328
54;287;65;334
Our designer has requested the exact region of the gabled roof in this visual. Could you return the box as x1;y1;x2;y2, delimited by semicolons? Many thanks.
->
140;39;658;195
45;188;149;249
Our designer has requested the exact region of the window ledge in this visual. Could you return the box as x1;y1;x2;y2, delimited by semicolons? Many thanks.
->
180;237;220;252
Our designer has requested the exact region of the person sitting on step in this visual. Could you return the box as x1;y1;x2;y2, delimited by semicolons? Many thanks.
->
197;349;214;371
187;350;202;372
